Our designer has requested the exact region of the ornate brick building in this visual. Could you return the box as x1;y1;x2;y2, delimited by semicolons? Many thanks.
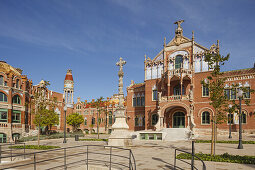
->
126;20;255;138
0;61;33;142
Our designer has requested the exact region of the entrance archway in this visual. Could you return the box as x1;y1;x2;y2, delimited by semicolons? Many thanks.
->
173;112;185;128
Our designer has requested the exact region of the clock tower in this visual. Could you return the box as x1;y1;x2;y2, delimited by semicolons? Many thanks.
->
64;69;74;108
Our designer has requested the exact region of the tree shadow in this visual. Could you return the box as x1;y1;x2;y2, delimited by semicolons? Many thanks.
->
152;157;185;170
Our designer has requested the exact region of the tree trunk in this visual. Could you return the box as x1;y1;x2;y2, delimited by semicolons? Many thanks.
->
211;115;214;155
38;124;40;146
97;110;99;139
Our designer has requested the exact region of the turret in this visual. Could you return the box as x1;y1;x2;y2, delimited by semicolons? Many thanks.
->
64;69;74;108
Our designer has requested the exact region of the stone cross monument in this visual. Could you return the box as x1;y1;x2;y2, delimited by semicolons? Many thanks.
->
108;57;132;147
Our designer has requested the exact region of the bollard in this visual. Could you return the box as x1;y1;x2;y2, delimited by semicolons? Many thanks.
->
87;146;89;170
191;140;195;170
109;146;112;170
0;145;1;163
34;153;36;170
24;143;26;159
75;135;79;141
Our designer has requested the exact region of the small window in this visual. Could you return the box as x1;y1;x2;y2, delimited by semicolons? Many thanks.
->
152;90;158;101
224;89;230;99
109;115;112;125
230;89;236;100
241;111;247;124
0;92;8;102
141;96;145;106
202;111;210;125
0;109;8;122
243;87;250;99
84;118;87;125
227;113;234;124
91;117;95;125
0;133;7;143
137;97;141;106
16;79;19;89
151;114;159;126
133;96;137;107
202;85;209;97
12;110;21;123
0;76;3;86
12;95;21;104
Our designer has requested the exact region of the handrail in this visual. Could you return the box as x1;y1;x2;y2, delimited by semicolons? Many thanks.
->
0;144;136;170
174;141;206;170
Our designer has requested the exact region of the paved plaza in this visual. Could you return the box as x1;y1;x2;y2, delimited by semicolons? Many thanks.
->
0;134;255;170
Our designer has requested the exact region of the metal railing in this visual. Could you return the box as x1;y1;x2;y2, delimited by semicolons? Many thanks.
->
0;142;26;163
0;144;136;170
174;141;206;170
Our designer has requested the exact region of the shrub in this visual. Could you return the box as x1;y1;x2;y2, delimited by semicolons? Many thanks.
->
176;152;255;164
79;138;108;142
195;140;255;144
10;145;60;150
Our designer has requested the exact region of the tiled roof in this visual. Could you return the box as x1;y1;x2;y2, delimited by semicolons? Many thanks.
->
129;82;145;89
223;68;255;77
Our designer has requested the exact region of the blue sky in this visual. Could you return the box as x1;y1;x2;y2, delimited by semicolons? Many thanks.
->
0;0;255;102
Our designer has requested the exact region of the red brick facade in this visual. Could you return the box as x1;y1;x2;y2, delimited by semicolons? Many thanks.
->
126;22;255;136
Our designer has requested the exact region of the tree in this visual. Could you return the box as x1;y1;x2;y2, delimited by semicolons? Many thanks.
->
44;109;59;134
66;112;84;132
91;97;104;139
201;48;230;155
32;80;54;145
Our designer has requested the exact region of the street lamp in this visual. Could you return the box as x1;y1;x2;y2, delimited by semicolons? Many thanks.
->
63;105;67;143
228;104;232;139
237;89;243;149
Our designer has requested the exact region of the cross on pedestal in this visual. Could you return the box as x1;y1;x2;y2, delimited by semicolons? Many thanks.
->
116;57;126;108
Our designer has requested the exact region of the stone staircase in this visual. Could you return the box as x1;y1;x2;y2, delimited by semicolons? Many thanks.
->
161;128;191;141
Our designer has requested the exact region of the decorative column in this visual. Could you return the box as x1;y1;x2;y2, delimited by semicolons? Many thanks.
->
108;57;132;147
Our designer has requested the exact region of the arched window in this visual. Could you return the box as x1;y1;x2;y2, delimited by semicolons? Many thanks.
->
175;55;183;69
16;79;19;89
109;115;112;125
151;114;159;126
0;133;7;143
202;111;210;125
242;111;247;124
0;76;3;86
173;84;185;95
84;117;87;125
0;92;7;102
12;95;21;104
92;117;95;125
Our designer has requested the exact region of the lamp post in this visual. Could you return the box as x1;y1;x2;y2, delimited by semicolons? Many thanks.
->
63;105;67;143
237;89;243;149
228;104;232;139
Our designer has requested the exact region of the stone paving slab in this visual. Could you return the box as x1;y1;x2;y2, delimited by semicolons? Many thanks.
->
1;136;255;170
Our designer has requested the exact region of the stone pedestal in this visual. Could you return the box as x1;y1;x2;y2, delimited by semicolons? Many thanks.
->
108;109;132;147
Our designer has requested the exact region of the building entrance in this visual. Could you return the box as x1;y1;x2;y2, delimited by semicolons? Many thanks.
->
173;112;185;128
